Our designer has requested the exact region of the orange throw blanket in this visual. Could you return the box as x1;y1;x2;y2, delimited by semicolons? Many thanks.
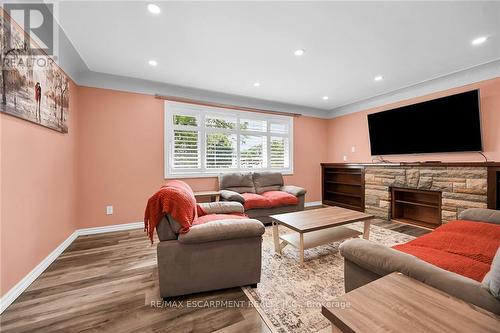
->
393;220;500;281
144;180;198;243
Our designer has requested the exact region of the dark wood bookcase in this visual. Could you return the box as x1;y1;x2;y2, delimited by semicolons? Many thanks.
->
321;164;365;212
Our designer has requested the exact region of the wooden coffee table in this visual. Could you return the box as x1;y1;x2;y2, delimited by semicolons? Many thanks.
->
270;206;373;266
322;272;500;333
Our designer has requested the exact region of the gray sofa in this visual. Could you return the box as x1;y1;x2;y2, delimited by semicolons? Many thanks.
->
156;201;265;298
218;171;307;223
339;208;500;315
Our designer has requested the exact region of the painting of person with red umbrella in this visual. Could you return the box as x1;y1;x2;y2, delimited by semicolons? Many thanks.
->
0;10;70;133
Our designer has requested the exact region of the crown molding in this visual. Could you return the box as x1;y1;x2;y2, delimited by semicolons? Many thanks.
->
75;71;330;118
327;60;500;119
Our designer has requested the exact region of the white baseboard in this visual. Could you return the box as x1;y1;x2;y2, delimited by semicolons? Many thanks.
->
305;201;322;207
77;222;143;236
0;230;78;314
0;221;144;314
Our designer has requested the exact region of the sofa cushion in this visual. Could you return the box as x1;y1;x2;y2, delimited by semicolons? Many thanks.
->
241;193;272;210
253;172;284;194
219;172;255;193
193;213;247;226
393;220;500;281
220;190;246;203
482;248;500;299
261;191;299;207
459;208;500;224
198;201;244;215
393;245;491;282
280;185;307;197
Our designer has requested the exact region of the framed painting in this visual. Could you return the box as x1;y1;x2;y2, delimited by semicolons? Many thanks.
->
0;8;69;133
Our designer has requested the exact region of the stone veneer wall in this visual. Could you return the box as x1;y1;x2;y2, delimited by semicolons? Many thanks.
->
364;166;488;223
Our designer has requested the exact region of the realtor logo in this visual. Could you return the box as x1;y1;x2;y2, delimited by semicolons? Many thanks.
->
2;2;54;55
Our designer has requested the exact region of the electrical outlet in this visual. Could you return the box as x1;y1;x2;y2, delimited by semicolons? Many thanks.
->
343;155;347;161
106;205;113;215
351;146;356;153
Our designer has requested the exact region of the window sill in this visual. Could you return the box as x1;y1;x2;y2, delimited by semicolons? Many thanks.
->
165;170;294;179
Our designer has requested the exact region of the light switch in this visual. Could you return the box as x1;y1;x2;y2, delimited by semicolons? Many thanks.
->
351;146;356;153
343;155;347;161
106;205;113;215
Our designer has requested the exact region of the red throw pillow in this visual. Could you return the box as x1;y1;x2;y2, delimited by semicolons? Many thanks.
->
261;191;299;207
241;193;272;210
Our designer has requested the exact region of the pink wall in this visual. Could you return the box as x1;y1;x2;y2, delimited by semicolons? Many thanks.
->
0;81;79;296
327;78;500;163
77;86;328;228
3;76;498;299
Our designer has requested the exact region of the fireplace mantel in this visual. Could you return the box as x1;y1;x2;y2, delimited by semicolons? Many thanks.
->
321;162;500;227
321;162;500;167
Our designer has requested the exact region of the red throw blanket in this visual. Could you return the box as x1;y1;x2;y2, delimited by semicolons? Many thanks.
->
393;220;500;281
144;180;199;243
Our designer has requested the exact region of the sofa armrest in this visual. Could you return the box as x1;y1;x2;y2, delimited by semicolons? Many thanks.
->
179;219;264;244
198;201;244;214
340;238;500;314
280;185;307;197
220;190;245;203
459;208;500;225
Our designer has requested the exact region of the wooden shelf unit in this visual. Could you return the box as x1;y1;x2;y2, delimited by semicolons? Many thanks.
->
322;165;365;212
487;167;500;210
391;187;441;229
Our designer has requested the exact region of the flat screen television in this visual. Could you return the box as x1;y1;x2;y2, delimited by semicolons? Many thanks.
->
367;90;482;156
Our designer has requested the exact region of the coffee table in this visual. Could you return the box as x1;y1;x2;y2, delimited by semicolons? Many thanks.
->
322;272;500;333
270;206;373;266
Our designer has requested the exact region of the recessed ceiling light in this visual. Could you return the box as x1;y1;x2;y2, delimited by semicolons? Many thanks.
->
147;4;161;14
471;36;487;46
148;60;158;66
294;49;305;56
253;82;261;87
374;75;383;82
322;96;329;100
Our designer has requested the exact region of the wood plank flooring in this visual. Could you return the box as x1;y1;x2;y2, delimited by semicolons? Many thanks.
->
0;208;427;333
0;230;271;333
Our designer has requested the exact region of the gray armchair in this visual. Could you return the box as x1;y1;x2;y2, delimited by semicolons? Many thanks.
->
156;201;265;298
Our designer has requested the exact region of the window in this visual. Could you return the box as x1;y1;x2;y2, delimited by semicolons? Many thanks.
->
165;101;293;178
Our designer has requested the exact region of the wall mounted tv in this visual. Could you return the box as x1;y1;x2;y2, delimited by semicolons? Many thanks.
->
367;90;482;156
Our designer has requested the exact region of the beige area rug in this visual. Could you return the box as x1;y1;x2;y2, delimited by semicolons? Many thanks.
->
242;222;415;333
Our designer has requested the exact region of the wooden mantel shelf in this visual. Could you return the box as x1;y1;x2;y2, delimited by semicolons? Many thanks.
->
321;162;500;167
321;162;500;211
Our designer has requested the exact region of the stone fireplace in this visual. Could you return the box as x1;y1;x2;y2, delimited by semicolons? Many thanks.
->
364;166;488;224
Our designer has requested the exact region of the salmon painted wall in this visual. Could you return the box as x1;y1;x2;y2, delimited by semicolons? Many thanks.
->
327;78;500;163
0;81;79;297
76;86;328;228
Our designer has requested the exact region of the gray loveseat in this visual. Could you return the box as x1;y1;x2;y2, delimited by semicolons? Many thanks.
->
218;171;307;223
339;208;500;315
156;201;265;298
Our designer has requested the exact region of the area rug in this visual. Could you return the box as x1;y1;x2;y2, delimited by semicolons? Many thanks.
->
242;221;415;333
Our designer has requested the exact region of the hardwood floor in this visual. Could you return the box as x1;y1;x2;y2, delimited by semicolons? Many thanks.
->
0;230;271;333
0;209;427;333
372;219;430;237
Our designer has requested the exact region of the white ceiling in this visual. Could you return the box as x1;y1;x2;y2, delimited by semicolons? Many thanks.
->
58;1;500;110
